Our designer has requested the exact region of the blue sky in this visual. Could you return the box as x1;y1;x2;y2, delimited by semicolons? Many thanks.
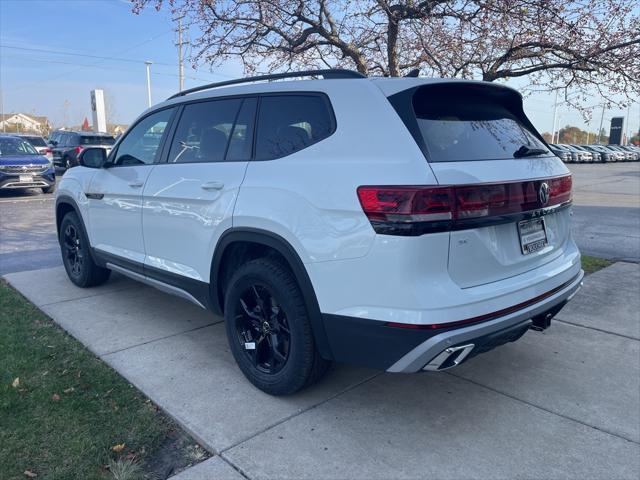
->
1;0;638;138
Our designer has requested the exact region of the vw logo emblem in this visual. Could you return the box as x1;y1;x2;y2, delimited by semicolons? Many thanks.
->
539;182;550;206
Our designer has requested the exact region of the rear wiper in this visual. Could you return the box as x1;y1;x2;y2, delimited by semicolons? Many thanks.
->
513;145;548;158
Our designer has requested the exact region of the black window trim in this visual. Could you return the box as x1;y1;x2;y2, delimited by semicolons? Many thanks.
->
153;90;336;165
158;96;256;165
106;105;178;168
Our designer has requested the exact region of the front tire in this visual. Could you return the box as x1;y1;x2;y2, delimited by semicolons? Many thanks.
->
59;212;110;287
224;258;329;395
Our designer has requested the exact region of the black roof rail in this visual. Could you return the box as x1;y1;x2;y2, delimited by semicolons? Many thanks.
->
167;69;366;100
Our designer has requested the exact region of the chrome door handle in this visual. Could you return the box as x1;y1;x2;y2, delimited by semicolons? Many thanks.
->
128;181;143;188
201;181;224;190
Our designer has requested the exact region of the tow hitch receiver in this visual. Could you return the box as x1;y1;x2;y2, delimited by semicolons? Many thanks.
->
530;301;567;332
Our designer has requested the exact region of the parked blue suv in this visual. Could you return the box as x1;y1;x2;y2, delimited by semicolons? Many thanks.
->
0;135;55;193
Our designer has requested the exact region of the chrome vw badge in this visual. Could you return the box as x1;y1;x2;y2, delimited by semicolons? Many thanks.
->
539;182;550;206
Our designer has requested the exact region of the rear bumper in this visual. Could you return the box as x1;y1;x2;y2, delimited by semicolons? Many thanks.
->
323;270;583;372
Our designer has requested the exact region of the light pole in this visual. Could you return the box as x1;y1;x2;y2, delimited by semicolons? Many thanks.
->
551;90;559;144
144;61;153;108
597;106;605;144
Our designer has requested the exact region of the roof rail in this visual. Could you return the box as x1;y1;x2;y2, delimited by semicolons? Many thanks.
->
167;69;366;100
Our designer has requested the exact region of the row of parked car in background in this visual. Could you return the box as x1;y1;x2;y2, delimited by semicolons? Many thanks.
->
0;130;117;194
549;143;640;163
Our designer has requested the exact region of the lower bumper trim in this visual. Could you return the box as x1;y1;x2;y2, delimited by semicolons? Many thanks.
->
386;270;584;373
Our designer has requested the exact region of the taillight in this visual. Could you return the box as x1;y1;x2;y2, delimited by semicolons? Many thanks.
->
357;175;572;236
44;148;52;154
75;146;83;155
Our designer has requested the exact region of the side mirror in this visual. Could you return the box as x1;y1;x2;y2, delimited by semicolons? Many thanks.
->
78;147;107;169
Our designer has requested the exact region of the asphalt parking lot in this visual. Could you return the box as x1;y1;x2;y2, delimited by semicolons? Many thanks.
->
1;162;639;479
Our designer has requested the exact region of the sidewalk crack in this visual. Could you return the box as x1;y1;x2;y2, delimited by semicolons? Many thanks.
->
554;317;639;342
447;372;640;445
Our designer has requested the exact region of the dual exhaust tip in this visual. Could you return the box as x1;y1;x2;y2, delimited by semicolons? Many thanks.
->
422;344;475;371
422;315;555;371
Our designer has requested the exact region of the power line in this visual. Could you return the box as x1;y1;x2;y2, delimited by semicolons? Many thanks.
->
0;43;176;67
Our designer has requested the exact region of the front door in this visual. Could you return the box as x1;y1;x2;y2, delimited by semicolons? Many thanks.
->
142;97;257;283
86;108;175;266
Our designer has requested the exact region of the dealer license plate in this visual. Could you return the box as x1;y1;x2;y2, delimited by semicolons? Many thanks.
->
19;175;33;183
518;218;548;255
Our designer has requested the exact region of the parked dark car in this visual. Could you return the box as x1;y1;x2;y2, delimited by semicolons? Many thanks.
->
0;134;55;193
50;131;115;169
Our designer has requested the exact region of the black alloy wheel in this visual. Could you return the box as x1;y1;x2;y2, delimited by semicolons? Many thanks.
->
58;212;111;287
223;258;330;395
62;223;84;278
234;284;291;374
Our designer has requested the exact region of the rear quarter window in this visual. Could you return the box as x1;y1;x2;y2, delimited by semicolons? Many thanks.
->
255;94;335;160
411;85;548;162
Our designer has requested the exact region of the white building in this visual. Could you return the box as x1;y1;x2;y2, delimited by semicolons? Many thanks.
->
0;113;51;134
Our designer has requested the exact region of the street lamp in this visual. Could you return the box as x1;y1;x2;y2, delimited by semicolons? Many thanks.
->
144;61;153;108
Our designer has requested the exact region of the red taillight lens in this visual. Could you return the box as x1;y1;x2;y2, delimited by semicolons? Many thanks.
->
356;187;453;223
357;175;572;235
44;148;52;154
75;146;83;155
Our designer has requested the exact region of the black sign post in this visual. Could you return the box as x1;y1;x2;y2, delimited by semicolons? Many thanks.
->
609;117;624;145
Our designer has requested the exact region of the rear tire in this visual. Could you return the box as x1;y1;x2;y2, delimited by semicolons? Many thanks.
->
59;212;110;288
223;258;330;395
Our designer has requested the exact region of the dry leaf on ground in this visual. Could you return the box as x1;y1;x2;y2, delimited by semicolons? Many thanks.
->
111;443;125;453
12;377;20;388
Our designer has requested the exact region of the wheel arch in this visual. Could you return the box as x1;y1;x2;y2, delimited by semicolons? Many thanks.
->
211;227;333;360
55;195;83;237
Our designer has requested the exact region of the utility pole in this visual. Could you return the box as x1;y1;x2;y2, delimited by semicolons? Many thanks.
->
177;16;185;92
551;90;559;144
145;61;153;108
597;106;605;144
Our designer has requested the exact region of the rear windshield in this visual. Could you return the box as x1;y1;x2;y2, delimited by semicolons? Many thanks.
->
412;86;547;162
23;136;47;147
80;135;115;145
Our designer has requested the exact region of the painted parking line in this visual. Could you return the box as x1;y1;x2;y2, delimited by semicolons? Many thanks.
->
0;196;54;203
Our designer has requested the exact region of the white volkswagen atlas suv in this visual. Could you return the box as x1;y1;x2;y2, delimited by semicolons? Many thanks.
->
55;70;583;395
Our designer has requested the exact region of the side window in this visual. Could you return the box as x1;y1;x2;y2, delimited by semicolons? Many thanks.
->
113;108;174;166
255;95;334;160
168;98;243;163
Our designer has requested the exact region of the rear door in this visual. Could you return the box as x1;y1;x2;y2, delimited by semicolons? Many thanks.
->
141;96;256;283
407;83;572;288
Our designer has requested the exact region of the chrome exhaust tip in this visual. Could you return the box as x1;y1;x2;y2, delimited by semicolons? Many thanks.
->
422;343;475;371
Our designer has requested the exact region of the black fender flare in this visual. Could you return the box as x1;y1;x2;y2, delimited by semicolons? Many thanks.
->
55;194;83;237
210;227;333;360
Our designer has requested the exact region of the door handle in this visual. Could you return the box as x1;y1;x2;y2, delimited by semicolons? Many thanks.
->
201;181;224;191
128;181;143;188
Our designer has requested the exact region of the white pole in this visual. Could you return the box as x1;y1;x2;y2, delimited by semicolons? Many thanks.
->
145;61;153;108
597;106;605;144
178;17;184;92
625;104;631;145
551;90;558;143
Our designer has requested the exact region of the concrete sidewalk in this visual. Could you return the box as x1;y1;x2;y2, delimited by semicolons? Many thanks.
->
4;263;639;479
